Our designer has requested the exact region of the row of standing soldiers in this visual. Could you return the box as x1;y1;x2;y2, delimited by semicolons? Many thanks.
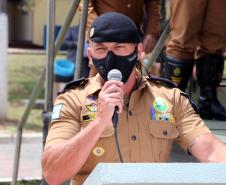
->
64;0;226;120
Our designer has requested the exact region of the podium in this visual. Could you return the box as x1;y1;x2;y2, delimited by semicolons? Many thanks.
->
84;163;226;185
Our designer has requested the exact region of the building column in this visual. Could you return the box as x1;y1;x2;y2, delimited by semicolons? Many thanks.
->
0;0;8;119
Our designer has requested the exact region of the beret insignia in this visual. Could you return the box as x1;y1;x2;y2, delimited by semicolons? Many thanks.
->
90;27;95;38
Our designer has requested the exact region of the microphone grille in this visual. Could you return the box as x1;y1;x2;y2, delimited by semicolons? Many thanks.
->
107;69;122;82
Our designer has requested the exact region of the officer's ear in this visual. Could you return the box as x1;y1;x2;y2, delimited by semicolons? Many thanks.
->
87;46;92;62
137;42;144;61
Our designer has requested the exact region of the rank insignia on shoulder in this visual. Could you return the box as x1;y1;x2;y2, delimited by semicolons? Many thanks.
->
51;104;64;120
58;77;88;95
147;75;177;88
92;146;105;157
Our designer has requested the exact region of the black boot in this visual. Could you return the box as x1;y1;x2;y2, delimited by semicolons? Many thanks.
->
196;54;226;120
164;56;194;91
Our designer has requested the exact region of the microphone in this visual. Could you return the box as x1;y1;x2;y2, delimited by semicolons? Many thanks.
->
107;69;124;163
107;69;122;82
107;69;122;129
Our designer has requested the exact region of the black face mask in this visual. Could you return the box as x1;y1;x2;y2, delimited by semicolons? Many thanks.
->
92;47;138;83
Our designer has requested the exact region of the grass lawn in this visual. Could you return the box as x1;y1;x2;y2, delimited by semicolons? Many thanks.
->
1;52;66;133
8;53;46;101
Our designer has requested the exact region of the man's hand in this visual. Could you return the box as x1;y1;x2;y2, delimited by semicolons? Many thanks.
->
143;34;158;53
96;80;124;126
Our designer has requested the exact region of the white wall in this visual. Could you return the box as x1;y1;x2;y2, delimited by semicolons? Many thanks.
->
33;0;80;46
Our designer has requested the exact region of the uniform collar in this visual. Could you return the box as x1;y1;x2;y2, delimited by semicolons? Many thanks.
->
134;69;148;91
87;74;103;96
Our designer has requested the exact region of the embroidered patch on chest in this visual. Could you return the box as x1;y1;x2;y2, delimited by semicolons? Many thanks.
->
81;112;96;122
152;111;175;122
153;97;169;113
85;103;98;112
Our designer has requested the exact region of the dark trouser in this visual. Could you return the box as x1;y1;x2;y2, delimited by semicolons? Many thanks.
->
164;56;194;92
196;54;226;120
164;54;226;120
163;0;226;120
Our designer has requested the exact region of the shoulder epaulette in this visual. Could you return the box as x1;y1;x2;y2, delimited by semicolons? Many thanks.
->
58;77;88;95
180;91;199;114
147;75;177;88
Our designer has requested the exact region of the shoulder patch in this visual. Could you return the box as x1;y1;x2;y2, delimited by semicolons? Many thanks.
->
147;75;177;88
180;92;199;114
51;104;64;120
58;77;88;95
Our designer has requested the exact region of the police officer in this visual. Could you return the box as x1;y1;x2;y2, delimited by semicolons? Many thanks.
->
42;12;226;185
164;0;226;120
80;0;161;77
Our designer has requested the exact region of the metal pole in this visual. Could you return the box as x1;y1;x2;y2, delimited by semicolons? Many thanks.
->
12;0;81;183
74;0;88;79
142;21;170;74
54;0;81;54
45;0;55;111
12;69;46;185
42;0;81;145
41;1;55;185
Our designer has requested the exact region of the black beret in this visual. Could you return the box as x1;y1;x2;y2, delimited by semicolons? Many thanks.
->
89;12;142;43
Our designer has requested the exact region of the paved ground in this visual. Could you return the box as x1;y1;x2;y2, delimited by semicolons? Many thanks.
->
0;133;43;182
0;120;225;183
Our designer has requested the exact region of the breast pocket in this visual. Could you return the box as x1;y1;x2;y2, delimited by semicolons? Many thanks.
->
148;120;179;162
79;122;119;174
